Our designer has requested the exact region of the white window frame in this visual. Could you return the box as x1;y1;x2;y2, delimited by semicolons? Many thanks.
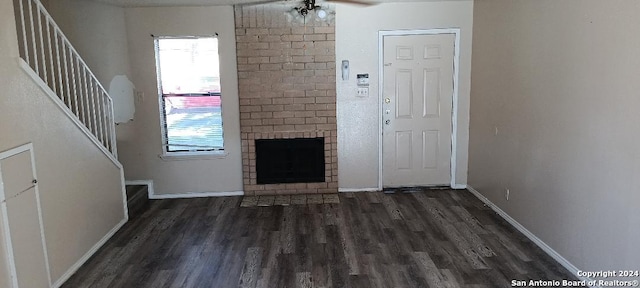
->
154;35;227;159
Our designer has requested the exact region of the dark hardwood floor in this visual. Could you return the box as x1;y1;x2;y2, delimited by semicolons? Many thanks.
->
63;189;580;287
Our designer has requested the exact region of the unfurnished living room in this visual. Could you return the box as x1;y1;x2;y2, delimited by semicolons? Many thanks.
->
0;0;638;287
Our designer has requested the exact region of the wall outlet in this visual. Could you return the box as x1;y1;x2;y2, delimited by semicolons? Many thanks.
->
505;188;510;200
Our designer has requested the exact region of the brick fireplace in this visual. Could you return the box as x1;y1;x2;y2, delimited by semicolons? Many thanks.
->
234;4;338;196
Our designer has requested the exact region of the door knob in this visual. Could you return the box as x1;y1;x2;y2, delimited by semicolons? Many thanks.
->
384;98;391;103
385;119;391;125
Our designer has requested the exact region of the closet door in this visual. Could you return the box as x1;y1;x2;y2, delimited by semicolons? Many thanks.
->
0;144;50;288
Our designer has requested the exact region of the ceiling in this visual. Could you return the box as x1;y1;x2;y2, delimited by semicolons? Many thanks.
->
91;0;275;7
87;0;439;8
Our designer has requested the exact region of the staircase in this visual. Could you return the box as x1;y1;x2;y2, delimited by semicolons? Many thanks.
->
1;1;134;287
13;0;117;161
12;0;154;223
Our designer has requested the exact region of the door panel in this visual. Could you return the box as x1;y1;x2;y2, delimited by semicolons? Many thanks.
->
1;152;32;200
424;45;442;59
396;46;414;60
423;68;441;118
422;130;439;169
395;131;413;170
0;146;50;288
6;187;49;288
395;70;413;118
382;34;455;187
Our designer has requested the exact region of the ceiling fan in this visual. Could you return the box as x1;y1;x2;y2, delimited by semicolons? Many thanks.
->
246;0;376;18
298;0;374;16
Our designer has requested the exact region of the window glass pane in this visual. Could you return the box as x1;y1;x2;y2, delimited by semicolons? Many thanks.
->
158;38;221;94
156;37;224;152
164;95;223;151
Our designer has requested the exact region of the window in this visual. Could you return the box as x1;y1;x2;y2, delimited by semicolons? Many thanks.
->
155;36;224;155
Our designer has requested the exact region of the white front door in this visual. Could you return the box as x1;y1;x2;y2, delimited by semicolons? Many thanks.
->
382;33;455;187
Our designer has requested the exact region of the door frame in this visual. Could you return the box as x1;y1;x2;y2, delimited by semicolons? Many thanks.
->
378;28;461;189
0;143;52;288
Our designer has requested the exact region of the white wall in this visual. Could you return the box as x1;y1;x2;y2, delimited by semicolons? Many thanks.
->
335;1;473;189
0;0;126;283
469;0;640;273
122;6;243;196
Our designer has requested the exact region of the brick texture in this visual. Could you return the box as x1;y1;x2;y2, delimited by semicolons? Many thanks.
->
235;4;338;196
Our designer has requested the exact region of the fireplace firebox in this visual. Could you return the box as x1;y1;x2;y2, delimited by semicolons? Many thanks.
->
255;138;325;184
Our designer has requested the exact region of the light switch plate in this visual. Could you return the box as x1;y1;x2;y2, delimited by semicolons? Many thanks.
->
356;87;369;97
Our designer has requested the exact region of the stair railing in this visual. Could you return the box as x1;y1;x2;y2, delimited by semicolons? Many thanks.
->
13;0;118;158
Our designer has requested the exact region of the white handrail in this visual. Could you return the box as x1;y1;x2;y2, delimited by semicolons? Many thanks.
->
13;0;118;158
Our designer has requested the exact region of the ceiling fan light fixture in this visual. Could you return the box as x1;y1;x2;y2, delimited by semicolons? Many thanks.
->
316;9;327;19
290;8;297;16
285;0;336;23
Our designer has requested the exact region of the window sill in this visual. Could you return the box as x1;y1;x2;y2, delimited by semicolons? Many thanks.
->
159;151;228;161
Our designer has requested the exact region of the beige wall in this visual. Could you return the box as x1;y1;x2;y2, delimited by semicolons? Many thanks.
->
469;0;640;272
335;1;473;189
47;2;473;194
123;6;243;195
0;0;126;282
48;0;131;87
47;0;136;134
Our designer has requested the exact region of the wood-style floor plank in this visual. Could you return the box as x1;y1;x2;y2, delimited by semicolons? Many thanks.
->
62;190;582;288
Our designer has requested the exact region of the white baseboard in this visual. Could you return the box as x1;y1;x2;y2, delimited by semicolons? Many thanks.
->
338;188;381;193
52;218;127;288
338;185;465;192
466;186;595;286
150;191;244;199
125;180;155;199
125;180;243;199
451;184;467;189
119;171;129;225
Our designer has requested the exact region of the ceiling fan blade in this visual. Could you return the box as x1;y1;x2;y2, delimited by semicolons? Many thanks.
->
325;0;377;6
240;0;292;6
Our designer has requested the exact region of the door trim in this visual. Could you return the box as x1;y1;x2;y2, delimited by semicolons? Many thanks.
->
0;143;52;288
378;29;461;190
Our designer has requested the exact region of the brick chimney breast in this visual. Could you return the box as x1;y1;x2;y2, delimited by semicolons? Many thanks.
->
235;4;337;196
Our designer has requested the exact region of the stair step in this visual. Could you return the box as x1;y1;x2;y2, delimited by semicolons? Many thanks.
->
125;184;150;219
126;185;147;200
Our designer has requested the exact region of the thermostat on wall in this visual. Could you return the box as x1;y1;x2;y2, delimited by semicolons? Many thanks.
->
357;74;369;86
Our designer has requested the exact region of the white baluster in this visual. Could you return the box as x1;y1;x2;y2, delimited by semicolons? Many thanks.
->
80;67;90;127
69;51;79;119
27;0;39;74
18;0;29;63
45;21;55;93
95;88;105;145
90;79;98;135
37;6;47;83
61;41;71;106
108;98;117;155
54;32;63;100
76;57;86;126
